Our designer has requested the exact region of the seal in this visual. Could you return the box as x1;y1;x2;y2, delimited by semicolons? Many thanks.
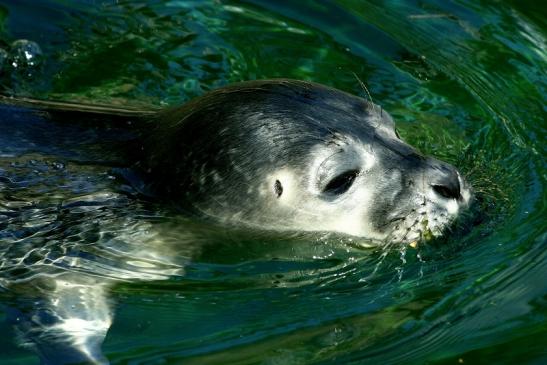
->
140;79;471;243
1;78;471;244
1;79;471;364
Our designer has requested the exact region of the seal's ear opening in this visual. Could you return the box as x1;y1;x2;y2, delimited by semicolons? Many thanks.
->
274;180;283;198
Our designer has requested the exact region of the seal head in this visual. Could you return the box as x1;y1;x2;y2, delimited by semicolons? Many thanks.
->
142;79;471;243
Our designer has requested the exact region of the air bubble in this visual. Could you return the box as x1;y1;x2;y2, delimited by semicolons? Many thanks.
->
51;162;65;170
10;39;43;68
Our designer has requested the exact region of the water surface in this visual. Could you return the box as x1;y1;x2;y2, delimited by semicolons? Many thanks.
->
0;1;545;364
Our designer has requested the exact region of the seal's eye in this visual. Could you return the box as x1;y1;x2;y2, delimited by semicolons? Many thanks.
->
323;169;360;195
394;128;402;139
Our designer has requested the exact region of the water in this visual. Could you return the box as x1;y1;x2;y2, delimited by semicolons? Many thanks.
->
0;0;545;364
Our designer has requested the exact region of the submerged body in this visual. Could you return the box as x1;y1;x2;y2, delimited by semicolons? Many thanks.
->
1;79;470;364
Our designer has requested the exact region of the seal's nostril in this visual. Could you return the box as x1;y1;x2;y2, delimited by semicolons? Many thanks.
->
432;183;460;200
426;159;462;200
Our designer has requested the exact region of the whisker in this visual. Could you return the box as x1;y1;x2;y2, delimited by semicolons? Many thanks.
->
352;72;380;115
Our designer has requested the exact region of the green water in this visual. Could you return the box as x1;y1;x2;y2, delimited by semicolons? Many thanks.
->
0;0;545;364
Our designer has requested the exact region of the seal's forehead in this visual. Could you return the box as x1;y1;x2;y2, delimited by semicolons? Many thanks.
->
315;111;415;159
223;79;396;129
316;102;397;141
304;85;396;133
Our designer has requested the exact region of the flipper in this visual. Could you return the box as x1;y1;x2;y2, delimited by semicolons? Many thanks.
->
8;275;113;365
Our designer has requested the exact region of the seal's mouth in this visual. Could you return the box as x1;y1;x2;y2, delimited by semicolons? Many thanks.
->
385;201;463;245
